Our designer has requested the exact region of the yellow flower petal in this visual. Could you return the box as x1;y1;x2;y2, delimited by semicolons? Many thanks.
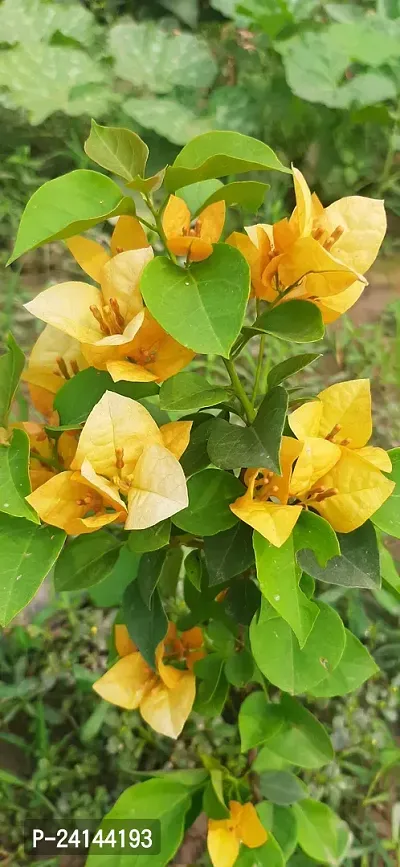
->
25;471;121;535
315;279;364;323
290;437;341;498
66;236;110;282
23;324;88;400
24;282;103;343
93;653;151;710
77;458;126;510
233;802;268;849
230;498;302;548
273;217;297;253
106;360;158;383
277;237;361;299
313;449;395;533
167;235;213;262
319;196;386;275
160;421;192;460
115;624;136;657
207;822;240;867
57;430;78;469
162;195;190;238
110;215;149;256
100;248;150;322
290;166;313;238
72;391;162;479
317;379;372;447
226;231;268;298
140;671;195;738
127;310;195;381
356;446;392;472
198;201;225;244
125;444;188;530
289;401;323;440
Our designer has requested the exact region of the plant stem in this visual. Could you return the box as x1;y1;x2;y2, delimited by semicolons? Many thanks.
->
222;357;255;424
136;215;158;233
251;300;265;405
144;194;177;264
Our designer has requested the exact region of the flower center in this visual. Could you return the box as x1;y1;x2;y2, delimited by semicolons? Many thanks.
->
90;297;125;335
325;423;352;447
55;356;80;379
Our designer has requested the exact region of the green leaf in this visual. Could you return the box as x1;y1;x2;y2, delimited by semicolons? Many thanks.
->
207;387;288;473
250;600;346;694
54;368;158;425
9;170;135;264
379;542;400;596
181;418;213;477
184;548;202;591
0;430;38;523
254;533;319;648
0;334;25;427
250;300;324;343
176;180;224;215
172;468;244;536
259;771;307;806
235;833;285;867
372;448;400;538
196;180;270;213
337;71;397;108
109;21;217;94
0;516;65;626
89;546;140;608
124;97;213;148
122;582;167;670
265;694;334;769
166;131;290;191
224;649;254;687
128;520;171;554
136;550;167;608
222;576;261;626
309;629;379;698
160;373;232;413
0;0;95;46
256;802;298;861
239;692;284;751
267;354;321;390
298;521;380;589
159;0;199;28
84;120;148;183
206;620;235;657
293;799;345;865
54;531;121;592
194;655;228;717
140;245;250;358
203;769;230;819
294;510;340;568
204;521;254;586
86;779;191;867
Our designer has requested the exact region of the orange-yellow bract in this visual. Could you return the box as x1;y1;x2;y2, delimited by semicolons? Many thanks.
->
207;801;267;867
162;194;225;262
93;622;204;739
23;325;89;418
26;392;191;535
231;379;394;546
226;167;386;322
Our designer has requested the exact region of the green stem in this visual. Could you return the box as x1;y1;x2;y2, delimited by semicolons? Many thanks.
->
251;300;266;405
144;195;177;264
136;215;158;234
222;357;255;424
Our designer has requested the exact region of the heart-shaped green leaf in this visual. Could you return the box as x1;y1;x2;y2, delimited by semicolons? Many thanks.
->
249;300;324;343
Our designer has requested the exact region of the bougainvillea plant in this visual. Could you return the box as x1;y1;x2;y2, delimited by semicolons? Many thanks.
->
2;123;400;866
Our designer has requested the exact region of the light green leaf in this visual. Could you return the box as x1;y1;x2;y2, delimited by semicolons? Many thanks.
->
293;799;346;865
254;534;319;648
207;387;288;473
203;769;230;819
276;31;349;108
294;510;340;568
159;0;199;28
0;334;25;427
176;180;224;214
250;300;324;343
54;368;158;426
172;468;244;536
0;0;95;46
256;802;298;861
265;694;334;769
259;771;307;806
236;830;285;867
9;170;135;264
166;130;290;191
54;532;121;592
336;72;397;108
84;120;148;183
328;19;400;67
159;372;232;413
140;245;250;358
204;522;254;586
109;21;217;93
124;97;213;147
298;521;380;589
128;520;171;554
86;779;191;867
250;600;346;694
0;430;39;523
0;516;65;626
197;180;270;213
267;353;321;390
372;448;400;538
224;649;254;687
379;542;400;596
239;692;284;752
309;629;379;698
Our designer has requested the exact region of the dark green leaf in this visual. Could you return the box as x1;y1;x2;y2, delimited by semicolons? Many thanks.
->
54;531;121;591
172;468;244;536
128;520;171;554
184;549;203;591
0;334;25;427
208;387;288;473
9;170;136;263
54;368;158;425
181;419;213;476
239;692;284;751
0;516;65;626
250;600;346;694
267;354;321;390
294;510;340;567
0;430;38;523
222;576;261;626
372;448;400;538
309;629;378;698
137;549;167;608
166;130;290;191
225;649;254;687
203;769;230;819
206;620;235;657
84;120;148;182
204;522;254;586
259;771;307;806
140;245;250;358
298;520;380;589
193;656;228;717
160;372;232;413
250;300;324;343
122;582;168;669
89;546;140;608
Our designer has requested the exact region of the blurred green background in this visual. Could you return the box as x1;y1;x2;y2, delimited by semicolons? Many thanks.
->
0;1;399;865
